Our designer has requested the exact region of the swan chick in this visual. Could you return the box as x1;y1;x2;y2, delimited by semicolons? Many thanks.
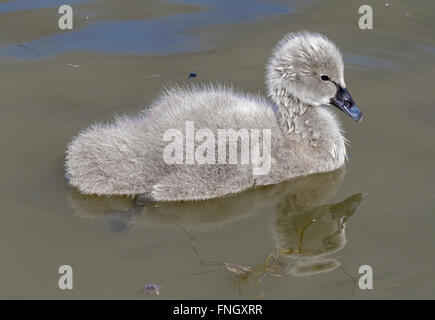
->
65;31;362;201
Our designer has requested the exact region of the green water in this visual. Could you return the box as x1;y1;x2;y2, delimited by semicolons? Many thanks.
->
0;0;434;299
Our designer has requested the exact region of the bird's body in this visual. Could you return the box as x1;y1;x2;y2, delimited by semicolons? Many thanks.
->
65;32;361;201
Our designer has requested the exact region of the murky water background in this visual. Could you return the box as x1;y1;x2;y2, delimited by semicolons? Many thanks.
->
0;0;434;299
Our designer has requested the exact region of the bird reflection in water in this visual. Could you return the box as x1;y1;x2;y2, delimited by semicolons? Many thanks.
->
68;168;362;293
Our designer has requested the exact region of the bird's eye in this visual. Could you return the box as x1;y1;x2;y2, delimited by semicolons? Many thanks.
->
320;75;330;81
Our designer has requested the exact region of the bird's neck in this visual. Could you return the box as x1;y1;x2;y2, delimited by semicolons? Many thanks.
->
271;87;347;168
272;88;309;134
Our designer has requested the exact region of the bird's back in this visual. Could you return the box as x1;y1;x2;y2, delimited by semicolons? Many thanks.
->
144;84;279;133
65;84;281;197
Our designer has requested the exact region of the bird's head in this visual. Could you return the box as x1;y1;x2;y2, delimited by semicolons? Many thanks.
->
266;31;362;122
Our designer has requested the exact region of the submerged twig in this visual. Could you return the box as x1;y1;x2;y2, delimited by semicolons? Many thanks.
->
339;265;358;295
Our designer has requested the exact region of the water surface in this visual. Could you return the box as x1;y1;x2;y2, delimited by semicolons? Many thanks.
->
0;0;434;299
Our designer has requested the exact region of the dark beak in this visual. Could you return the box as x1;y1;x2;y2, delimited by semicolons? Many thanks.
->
330;84;363;122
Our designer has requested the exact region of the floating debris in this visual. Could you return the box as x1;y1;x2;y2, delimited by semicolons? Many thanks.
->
141;284;162;295
68;63;80;68
223;253;285;286
17;44;42;57
188;72;197;79
144;74;161;79
223;263;254;276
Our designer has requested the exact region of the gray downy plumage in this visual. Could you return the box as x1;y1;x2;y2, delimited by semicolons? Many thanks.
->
65;31;362;201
